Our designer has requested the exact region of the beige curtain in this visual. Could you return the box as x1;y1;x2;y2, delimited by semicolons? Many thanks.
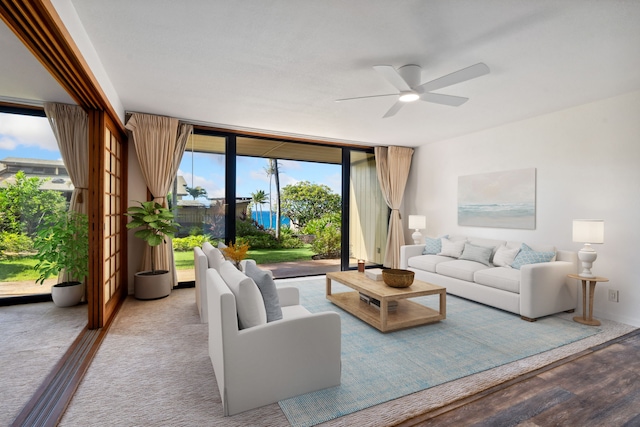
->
44;103;89;215
375;146;414;268
125;113;193;287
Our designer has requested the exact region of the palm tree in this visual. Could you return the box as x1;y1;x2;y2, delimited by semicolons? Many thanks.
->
185;186;207;201
264;162;275;229
272;159;282;239
251;190;267;226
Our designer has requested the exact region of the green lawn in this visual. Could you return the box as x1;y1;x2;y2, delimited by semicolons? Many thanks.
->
173;245;315;269
1;246;316;282
0;256;40;282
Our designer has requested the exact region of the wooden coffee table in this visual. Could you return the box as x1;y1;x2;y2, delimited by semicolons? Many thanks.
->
326;271;446;333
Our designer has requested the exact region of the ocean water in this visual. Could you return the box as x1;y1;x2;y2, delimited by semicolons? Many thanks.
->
251;211;290;229
458;203;535;229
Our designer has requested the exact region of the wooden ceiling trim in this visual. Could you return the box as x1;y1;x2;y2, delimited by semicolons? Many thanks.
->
0;0;124;131
194;124;371;150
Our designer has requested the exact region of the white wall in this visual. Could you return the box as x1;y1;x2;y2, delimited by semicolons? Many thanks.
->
404;90;640;327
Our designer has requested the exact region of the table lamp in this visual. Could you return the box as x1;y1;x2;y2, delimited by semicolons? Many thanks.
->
572;219;604;278
408;215;426;245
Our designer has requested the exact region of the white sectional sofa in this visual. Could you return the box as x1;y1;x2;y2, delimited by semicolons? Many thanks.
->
400;236;579;321
204;258;341;416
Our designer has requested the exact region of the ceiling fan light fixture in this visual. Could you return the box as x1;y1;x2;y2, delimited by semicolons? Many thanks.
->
399;92;420;103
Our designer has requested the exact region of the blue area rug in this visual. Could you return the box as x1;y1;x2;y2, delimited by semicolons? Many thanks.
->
278;278;600;427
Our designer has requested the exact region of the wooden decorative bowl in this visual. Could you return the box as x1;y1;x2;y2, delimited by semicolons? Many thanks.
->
382;269;415;288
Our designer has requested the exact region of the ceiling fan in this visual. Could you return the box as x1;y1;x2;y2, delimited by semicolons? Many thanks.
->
336;62;490;118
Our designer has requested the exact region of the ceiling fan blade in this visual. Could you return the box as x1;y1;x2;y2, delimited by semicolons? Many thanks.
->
373;65;411;91
382;100;404;118
418;63;490;92
420;92;469;106
335;93;398;102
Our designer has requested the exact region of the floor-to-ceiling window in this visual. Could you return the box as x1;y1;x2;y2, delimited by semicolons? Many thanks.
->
347;150;388;269
172;128;387;281
171;132;226;283
0;107;70;301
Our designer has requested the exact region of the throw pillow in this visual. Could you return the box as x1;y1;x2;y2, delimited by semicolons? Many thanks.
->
244;262;283;322
438;237;466;258
422;235;448;255
203;245;225;270
218;261;267;329
492;245;521;267
510;243;555;270
459;243;494;266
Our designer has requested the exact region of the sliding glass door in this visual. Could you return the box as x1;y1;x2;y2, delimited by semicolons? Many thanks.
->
173;129;386;280
346;150;387;269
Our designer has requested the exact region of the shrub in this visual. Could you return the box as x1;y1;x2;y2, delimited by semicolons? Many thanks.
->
307;213;341;258
188;226;204;236
311;224;341;258
236;217;265;237
172;235;211;251
0;232;34;257
302;212;341;235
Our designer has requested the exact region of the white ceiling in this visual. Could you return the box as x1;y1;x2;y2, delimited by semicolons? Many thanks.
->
2;1;640;147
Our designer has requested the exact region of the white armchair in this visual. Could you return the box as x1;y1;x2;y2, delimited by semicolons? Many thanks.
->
195;242;270;324
206;268;341;416
194;246;208;323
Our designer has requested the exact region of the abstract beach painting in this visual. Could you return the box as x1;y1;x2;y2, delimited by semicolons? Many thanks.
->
458;168;536;229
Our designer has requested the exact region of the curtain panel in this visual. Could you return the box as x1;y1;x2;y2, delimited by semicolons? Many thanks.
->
44;103;89;215
125;113;193;287
375;146;414;268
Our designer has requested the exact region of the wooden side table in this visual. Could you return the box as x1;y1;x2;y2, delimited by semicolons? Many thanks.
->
568;274;609;326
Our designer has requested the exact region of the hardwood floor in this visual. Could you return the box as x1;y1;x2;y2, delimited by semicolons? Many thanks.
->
402;329;640;427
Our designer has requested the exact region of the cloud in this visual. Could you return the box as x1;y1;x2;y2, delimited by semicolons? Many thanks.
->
279;173;298;187
249;169;269;183
0;113;59;152
324;172;342;195
278;159;302;171
178;169;224;198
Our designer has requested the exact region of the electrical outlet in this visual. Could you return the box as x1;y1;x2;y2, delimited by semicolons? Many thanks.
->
608;289;619;303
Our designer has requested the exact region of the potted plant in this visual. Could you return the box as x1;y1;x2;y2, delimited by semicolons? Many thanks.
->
33;211;88;307
125;200;179;299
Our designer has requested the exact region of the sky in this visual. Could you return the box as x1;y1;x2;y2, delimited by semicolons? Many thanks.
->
0;112;342;207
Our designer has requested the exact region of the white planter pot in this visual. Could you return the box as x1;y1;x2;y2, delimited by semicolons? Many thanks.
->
51;282;85;307
134;270;171;300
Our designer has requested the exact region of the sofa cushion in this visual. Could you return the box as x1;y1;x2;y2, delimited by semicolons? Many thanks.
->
493;245;521;267
459;243;494;266
436;260;491;282
219;261;267;329
422;236;442;255
511;243;556;270
244;262;283;322
202;243;226;271
408;254;455;273
474;267;521;294
438;237;466;258
281;304;312;320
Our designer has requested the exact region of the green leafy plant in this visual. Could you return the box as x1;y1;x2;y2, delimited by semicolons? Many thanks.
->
125;201;179;274
172;235;211;251
0;232;34;258
33;211;89;285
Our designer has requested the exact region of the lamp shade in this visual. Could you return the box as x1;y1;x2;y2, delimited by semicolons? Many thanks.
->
572;219;604;244
408;215;426;230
